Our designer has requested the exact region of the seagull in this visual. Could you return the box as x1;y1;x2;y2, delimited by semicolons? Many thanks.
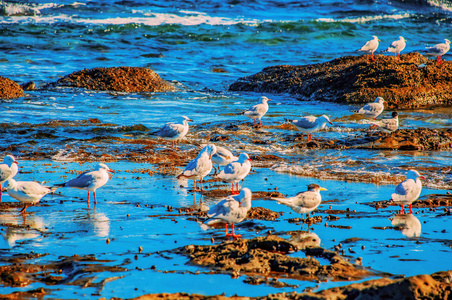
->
243;96;270;127
5;179;53;214
353;97;386;126
205;188;252;239
54;163;113;205
217;153;252;195
0;155;19;202
370;111;399;132
271;184;327;219
358;35;380;62
211;146;238;175
391;170;425;214
384;36;407;59
154;116;193;149
425;39;451;65
177;144;217;192
285;115;332;142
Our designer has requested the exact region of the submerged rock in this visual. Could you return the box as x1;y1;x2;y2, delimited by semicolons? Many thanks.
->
0;76;23;99
229;53;452;109
48;66;175;93
179;235;374;282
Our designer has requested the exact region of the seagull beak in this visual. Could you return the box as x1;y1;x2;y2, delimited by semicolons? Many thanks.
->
320;187;328;191
13;161;18;165
329;121;333;125
108;169;115;173
209;155;212;160
188;119;193;122
248;158;252;161
419;176;426;179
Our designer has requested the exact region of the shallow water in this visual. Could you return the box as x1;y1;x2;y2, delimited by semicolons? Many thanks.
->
1;0;452;298
0;161;451;298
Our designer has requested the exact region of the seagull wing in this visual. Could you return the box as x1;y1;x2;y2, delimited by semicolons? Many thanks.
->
293;116;317;129
155;123;184;138
0;164;13;182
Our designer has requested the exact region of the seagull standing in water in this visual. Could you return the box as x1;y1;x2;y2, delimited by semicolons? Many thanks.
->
425;39;451;65
205;188;252;239
285;115;332;142
243;96;270;127
370;111;399;132
154;116;193;149
392;170;425;214
55;163;113;205
272;184;327;220
0;155;19;202
217;153;252;195
354;97;385;119
177;144;217;192
384;36;407;59
358;35;380;62
5;179;54;214
211;146;238;175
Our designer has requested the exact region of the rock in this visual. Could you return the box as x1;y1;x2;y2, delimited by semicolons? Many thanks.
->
229;53;452;109
0;76;23;99
21;81;36;91
48;66;175;93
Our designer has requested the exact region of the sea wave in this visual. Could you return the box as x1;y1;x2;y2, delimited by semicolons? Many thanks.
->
317;13;412;24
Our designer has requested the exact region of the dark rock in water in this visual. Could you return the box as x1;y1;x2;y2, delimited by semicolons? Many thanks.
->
229;53;452;109
0;76;23;99
21;81;36;91
47;66;175;93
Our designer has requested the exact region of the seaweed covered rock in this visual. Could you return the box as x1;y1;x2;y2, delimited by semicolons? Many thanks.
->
49;66;175;93
0;76;23;99
229;52;452;109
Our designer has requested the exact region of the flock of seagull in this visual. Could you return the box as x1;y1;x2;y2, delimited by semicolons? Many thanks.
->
358;35;451;64
0;90;426;239
1;36;443;238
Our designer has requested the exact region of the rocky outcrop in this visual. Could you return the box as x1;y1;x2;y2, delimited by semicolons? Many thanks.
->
229;52;452;109
0;76;23;99
49;66;175;93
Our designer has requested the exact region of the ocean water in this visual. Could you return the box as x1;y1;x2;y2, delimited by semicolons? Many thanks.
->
0;0;452;298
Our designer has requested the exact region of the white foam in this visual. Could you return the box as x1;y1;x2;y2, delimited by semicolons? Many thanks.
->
317;13;411;24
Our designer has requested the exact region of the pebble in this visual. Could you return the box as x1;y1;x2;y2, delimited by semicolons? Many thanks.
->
106;238;110;244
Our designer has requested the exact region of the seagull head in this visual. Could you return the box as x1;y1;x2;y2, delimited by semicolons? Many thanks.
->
392;111;399;118
445;39;451;45
372;35;380;42
4;179;16;190
261;96;271;104
3;155;18;167
181;116;193;124
204;144;217;159
407;170;425;180
399;36;406;42
96;163;113;173
320;115;333;125
238;153;252;163
307;183;327;193
239;188;252;206
375;96;385;104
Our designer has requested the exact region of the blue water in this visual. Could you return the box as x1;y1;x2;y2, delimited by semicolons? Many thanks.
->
1;0;452;298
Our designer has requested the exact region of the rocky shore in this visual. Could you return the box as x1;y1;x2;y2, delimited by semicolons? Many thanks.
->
229;52;452;109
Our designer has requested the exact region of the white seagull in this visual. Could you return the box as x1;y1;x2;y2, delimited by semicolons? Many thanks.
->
243;96;270;127
177;144;217;192
205;188;252;239
5;179;53;214
0;155;19;202
358;35;380;62
370;111;399;132
425;39;451;65
354;96;386;122
286;115;332;141
217;153;252;195
154;116;193;149
55;163;113;205
211;146;238;175
391;170;425;214
272;184;327;219
384;36;407;59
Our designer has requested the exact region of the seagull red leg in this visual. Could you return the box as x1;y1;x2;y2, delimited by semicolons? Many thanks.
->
0;189;2;202
409;203;413;214
200;179;204;191
94;191;97;205
231;224;241;239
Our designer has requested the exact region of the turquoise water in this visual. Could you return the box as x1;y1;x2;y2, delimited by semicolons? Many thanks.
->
1;0;452;298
